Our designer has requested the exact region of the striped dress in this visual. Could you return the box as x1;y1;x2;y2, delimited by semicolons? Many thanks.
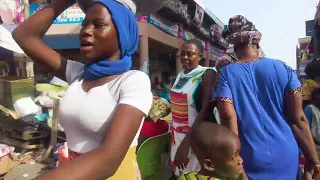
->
170;66;216;176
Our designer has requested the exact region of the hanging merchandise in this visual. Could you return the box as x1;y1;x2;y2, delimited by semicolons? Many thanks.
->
205;40;210;51
192;4;204;27
178;24;184;39
301;50;308;61
166;0;188;20
0;0;24;24
199;25;210;38
177;1;188;20
137;16;148;22
210;24;223;38
218;37;229;49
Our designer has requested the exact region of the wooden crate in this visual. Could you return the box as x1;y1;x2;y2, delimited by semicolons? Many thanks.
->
0;77;34;108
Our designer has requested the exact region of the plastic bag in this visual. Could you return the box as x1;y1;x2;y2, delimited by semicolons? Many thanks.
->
14;97;41;117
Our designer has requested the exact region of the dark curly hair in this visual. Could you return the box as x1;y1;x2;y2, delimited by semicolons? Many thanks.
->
305;59;320;79
184;39;204;55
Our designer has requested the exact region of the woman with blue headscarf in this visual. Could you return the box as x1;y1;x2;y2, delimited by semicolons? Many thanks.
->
13;0;152;179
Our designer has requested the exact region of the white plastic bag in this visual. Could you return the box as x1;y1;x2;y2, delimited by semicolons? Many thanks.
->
14;97;41;117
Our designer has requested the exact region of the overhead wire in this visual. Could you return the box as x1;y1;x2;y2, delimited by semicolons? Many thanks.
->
276;0;315;43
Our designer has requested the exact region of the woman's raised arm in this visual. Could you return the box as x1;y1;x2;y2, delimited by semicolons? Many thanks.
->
12;0;75;80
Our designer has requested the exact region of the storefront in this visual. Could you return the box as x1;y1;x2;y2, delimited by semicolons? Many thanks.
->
28;0;228;90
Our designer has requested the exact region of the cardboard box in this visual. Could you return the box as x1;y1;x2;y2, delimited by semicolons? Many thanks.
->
3;170;14;180
0;155;18;175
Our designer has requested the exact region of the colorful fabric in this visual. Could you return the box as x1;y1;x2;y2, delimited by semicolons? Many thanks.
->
83;0;139;80
170;65;217;176
148;96;171;122
215;55;232;69
302;79;320;101
68;147;141;180
171;92;189;124
140;120;169;138
213;58;301;179
178;172;222;180
225;15;262;45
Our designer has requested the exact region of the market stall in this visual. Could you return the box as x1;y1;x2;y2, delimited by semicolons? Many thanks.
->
0;20;69;179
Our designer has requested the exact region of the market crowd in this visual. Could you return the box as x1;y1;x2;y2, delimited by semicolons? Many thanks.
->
11;0;320;179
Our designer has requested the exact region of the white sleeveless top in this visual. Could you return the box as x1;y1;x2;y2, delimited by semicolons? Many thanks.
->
59;60;153;153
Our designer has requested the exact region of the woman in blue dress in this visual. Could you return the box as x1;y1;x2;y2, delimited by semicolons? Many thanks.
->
213;15;320;180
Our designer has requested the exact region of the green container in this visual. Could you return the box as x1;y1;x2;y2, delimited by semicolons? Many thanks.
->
0;77;35;108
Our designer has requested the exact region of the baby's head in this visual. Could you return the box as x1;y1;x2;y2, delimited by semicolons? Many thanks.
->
191;122;243;179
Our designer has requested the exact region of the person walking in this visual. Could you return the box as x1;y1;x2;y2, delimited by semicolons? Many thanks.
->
213;15;320;179
170;39;217;177
13;0;152;179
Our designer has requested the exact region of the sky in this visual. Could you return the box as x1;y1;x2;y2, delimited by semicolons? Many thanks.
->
202;0;319;69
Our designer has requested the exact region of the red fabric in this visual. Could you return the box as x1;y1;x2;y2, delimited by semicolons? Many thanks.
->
140;120;169;138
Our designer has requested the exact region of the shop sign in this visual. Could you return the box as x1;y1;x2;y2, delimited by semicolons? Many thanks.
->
148;14;179;37
29;4;85;24
192;4;204;27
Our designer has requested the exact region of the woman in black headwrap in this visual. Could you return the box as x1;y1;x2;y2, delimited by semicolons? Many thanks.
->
302;59;320;107
213;15;320;179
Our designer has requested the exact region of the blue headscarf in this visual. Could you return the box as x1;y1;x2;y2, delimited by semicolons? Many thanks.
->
83;0;139;80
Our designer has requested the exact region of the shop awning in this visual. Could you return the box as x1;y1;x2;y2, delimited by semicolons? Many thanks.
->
0;23;30;61
0;24;24;54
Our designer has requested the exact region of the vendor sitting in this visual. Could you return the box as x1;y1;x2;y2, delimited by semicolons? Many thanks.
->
137;96;171;151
